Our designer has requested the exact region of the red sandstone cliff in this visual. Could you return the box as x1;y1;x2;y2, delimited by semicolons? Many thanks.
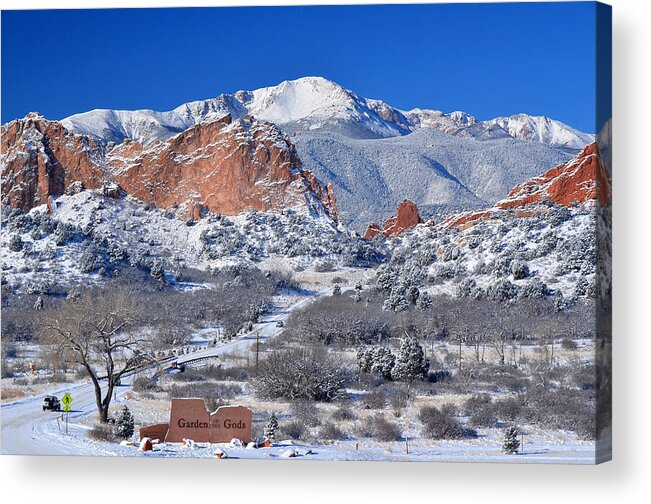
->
1;113;339;223
495;142;610;210
440;142;611;230
1;113;107;212
364;199;423;239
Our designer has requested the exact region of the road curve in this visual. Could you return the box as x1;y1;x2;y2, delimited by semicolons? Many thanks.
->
1;289;327;456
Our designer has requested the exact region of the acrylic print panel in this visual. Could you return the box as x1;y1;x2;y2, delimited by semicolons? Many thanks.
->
0;2;611;464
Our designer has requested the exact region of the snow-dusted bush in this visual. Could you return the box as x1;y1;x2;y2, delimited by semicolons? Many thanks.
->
8;234;23;252
418;405;467;440
149;259;166;282
79;244;104;273
383;288;409;312
263;413;278;441
357;346;396;379
416;291;433;309
54;222;74;246
370;415;402;441
255;348;351;401
518;279;549;299
511;260;529;280
575;276;596;298
486;279;519;303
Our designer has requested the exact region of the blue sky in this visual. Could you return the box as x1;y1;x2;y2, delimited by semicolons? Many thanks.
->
2;3;603;132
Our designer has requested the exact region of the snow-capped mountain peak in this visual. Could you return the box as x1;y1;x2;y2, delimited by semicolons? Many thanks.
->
484;114;594;150
57;76;593;149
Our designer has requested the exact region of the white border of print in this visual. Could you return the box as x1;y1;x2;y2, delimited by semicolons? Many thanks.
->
1;1;649;503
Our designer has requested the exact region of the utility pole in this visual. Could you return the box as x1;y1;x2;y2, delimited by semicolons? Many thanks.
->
255;332;260;374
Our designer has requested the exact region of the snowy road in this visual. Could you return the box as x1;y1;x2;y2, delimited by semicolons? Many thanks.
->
0;289;327;456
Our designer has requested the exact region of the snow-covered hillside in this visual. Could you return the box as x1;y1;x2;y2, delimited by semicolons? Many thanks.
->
0;191;383;294
373;202;610;307
293;128;573;230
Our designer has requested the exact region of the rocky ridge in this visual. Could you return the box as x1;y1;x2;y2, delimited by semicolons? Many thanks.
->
1;113;339;223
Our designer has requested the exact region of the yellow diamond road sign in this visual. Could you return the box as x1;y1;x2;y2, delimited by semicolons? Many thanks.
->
61;393;73;411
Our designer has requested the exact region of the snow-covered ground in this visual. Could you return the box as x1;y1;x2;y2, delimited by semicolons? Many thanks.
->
1;285;599;463
0;289;327;456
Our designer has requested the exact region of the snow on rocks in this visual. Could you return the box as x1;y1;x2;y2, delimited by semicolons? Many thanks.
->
213;447;229;459
139;437;153;452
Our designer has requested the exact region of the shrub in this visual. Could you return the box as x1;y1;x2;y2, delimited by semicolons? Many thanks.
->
362;388;386;410
469;407;498;428
9;234;24;252
290;399;322;427
264;413;278;441
254;348;351;401
331;407;357;422
561;338;578;350
388;386;409;414
201;364;249;382
493;397;523;422
280;420;306;441
314;261;335;272
319;422;347;441
371;415;402;441
418;405;466;439
87;423;120;443
133;376;160;392
511;261;529;280
391;337;429;382
463;394;493;416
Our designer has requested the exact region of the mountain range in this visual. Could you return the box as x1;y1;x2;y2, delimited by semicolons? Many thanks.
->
3;76;596;232
55;77;593;230
61;76;593;149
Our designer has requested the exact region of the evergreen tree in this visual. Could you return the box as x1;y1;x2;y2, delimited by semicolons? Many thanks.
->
356;347;373;373
332;285;342;296
264;413;278;441
391;336;429;383
406;286;420;305
9;234;23;252
502;426;520;454
114;405;135;440
370;347;396;379
416;291;433;309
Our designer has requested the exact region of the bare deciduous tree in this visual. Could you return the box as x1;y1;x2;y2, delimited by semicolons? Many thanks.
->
39;289;155;422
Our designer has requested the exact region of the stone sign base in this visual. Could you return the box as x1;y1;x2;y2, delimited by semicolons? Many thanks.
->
139;423;170;442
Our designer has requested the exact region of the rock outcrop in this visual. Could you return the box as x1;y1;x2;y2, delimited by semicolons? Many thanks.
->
440;142;611;230
364;199;423;239
495;142;610;209
1;113;339;223
1;113;107;213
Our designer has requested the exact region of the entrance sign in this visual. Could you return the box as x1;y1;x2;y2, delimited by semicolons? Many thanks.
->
162;398;252;444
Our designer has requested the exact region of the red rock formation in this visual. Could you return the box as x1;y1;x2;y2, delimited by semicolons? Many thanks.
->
495;142;611;209
440;142;611;230
1;113;107;212
363;222;383;240
364;199;423;239
1;113;339;223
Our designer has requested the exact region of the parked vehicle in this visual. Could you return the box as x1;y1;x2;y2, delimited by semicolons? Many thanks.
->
42;395;61;412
